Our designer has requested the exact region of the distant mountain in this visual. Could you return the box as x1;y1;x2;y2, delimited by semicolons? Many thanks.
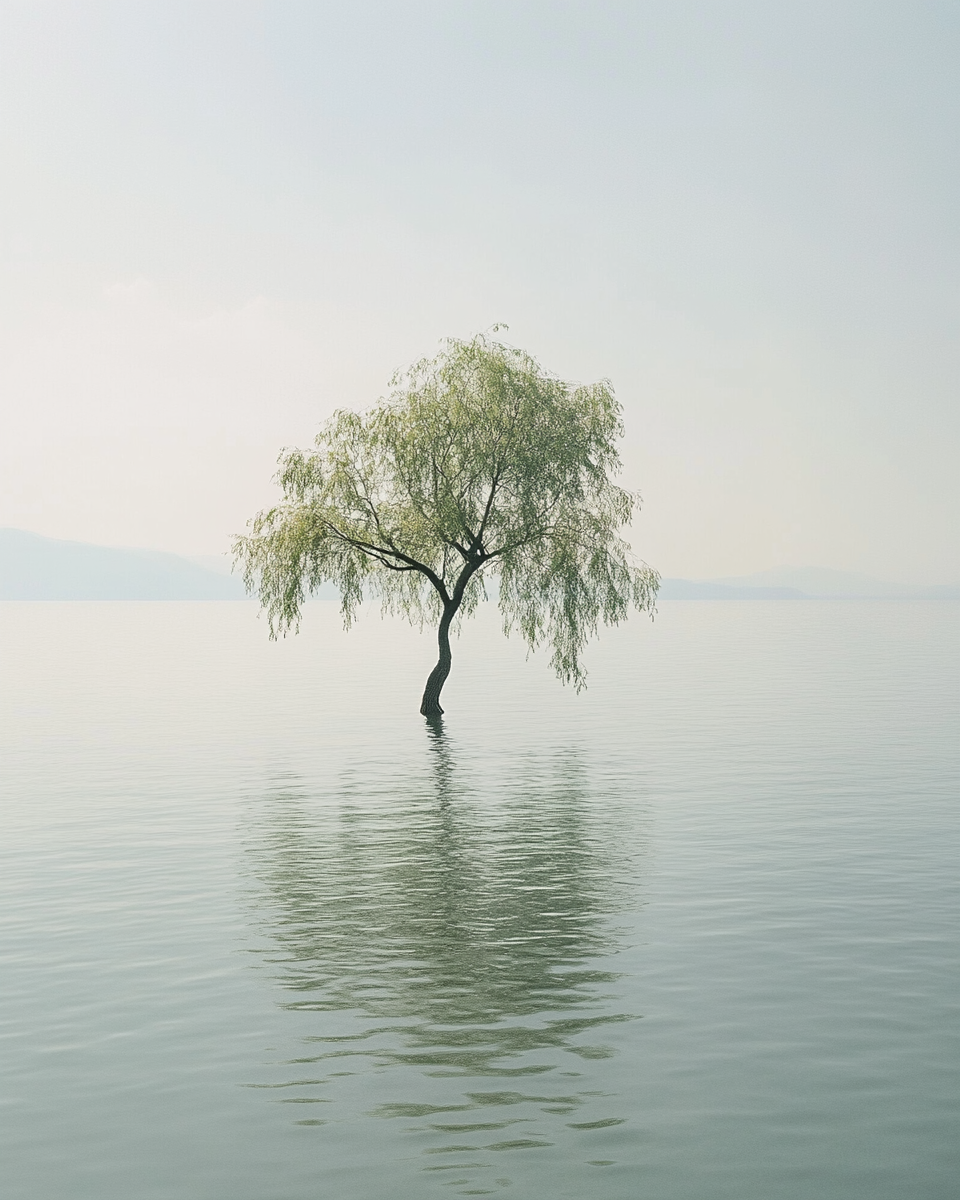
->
710;567;959;600
4;531;957;603
658;579;806;600
186;553;236;577
658;567;960;600
0;529;246;600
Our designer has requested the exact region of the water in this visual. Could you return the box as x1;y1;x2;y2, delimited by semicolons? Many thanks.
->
1;600;957;1198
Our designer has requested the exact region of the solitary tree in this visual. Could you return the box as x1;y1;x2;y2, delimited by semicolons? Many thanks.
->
234;334;658;717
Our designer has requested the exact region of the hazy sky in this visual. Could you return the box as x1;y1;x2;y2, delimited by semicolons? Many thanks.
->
1;1;957;581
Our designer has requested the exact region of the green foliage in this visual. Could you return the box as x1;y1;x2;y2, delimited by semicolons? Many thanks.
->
235;334;658;689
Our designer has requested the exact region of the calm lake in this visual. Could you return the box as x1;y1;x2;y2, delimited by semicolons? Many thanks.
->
2;600;958;1199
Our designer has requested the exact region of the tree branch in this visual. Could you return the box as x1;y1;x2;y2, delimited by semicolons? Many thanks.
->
473;471;501;550
321;519;451;602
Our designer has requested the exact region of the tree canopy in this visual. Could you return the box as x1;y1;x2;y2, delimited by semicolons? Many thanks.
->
235;334;658;716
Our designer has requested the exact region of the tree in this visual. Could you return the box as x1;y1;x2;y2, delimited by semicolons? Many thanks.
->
234;334;658;717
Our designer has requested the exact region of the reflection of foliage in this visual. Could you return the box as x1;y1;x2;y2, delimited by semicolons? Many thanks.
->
247;734;634;1038
240;730;646;1189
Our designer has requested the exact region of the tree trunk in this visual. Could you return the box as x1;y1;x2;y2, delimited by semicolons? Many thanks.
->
420;604;456;717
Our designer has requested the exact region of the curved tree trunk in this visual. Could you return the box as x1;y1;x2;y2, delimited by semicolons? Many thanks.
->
420;604;456;717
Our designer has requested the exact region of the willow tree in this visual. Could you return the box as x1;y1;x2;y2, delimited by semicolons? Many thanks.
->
235;334;658;717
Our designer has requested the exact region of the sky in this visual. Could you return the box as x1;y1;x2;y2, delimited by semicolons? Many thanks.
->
1;0;957;583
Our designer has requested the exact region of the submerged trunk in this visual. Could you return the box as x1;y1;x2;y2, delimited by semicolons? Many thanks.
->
420;604;456;717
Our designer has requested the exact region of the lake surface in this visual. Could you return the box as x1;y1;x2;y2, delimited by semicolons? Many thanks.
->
2;600;958;1199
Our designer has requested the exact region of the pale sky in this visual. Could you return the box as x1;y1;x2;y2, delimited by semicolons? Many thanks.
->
1;1;957;582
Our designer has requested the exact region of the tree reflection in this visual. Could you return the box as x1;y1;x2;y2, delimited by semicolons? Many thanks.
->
240;727;646;1188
